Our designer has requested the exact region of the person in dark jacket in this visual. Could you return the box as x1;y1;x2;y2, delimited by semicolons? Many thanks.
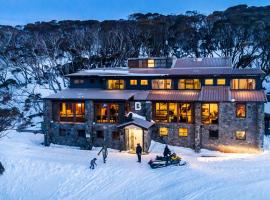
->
90;158;97;170
163;145;171;165
98;144;108;163
136;143;142;163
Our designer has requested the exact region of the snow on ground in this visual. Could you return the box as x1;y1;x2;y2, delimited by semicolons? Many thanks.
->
1;131;270;200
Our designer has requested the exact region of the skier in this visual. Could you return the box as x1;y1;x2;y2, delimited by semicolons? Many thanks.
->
136;143;142;163
98;144;108;163
90;158;97;170
163;145;171;165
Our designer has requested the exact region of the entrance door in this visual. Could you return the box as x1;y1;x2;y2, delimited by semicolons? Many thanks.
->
127;126;143;153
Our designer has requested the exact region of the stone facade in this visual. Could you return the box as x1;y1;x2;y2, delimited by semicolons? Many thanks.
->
43;99;265;153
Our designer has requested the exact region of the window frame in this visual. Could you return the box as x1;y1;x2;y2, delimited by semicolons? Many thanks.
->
140;79;148;85
179;128;188;137
235;131;246;140
95;103;119;123
59;101;85;123
178;79;201;89
205;79;214;85
152;79;172;90
236;103;246;118
159;127;168;136
217;78;226;85
209;130;219;140
130;79;138;85
107;79;125;90
201;103;219;125
231;79;256;90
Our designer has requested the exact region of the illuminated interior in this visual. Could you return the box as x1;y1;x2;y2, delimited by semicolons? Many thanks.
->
159;127;168;136
148;59;155;67
95;103;119;123
231;79;256;90
235;131;246;140
154;102;192;123
217;79;226;85
236;103;246;118
178;79;201;89
59;102;85;122
127;126;143;152
107;80;125;89
179;128;188;137
130;80;137;85
205;79;213;85
140;80;148;85
201;103;219;124
152;79;172;89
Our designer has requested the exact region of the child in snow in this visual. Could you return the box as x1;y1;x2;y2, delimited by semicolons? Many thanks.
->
90;158;97;169
98;144;108;163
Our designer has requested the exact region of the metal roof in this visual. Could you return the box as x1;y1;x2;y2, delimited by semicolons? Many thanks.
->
117;118;154;129
199;86;230;102
173;57;232;68
231;90;267;102
147;90;200;101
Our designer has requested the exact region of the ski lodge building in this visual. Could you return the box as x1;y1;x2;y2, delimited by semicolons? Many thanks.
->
43;57;267;153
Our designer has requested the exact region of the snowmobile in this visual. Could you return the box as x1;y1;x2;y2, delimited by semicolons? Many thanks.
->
148;154;186;169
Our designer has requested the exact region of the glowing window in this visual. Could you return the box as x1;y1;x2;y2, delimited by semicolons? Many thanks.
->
159;127;168;136
59;102;85;122
178;79;200;89
130;80;137;85
140;80;148;85
155;102;168;122
217;79;226;85
95;103;119;123
152;79;172;89
201;103;219;124
231;79;256;90
148;59;155;67
179;128;188;137
74;79;84;84
236;103;246;118
205;79;213;85
235;131;246;140
107;80;125;89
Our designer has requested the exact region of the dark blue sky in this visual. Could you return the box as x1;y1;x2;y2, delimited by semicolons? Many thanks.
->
0;0;270;25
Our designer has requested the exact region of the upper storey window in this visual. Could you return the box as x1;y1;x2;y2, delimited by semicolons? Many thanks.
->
231;79;255;90
74;79;84;84
148;59;155;67
107;80;125;89
179;79;200;89
152;79;172;89
217;79;226;85
205;79;214;85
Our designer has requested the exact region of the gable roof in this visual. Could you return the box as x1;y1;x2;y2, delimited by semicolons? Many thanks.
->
117;118;154;129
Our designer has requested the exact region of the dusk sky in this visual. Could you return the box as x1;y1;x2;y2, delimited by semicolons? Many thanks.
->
1;0;270;25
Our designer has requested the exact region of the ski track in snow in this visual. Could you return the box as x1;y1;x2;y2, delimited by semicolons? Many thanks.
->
1;131;270;200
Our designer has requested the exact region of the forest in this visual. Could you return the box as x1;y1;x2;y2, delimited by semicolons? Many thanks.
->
0;4;270;130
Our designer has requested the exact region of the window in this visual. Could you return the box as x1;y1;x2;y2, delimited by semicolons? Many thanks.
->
235;131;246;140
209;130;219;139
159;127;168;136
217;79;226;85
201;103;219;124
97;130;104;139
148;59;155;67
78;130;86;138
231;79;256;90
152;79;172;89
178;79;201;89
59;102;85;122
140;80;148;85
154;102;193;123
59;129;66;136
74;79;84;84
112;131;120;140
107;80;125;89
179;128;188;137
130;80;137;85
236;104;246;118
95;103;119;123
205;79;213;85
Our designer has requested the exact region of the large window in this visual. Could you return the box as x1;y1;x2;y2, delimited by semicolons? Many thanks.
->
178;79;201;89
154;102;193;123
59;102;85;122
231;79;256;90
107;80;125;89
236;103;246;118
152;79;172;89
95;103;119;123
201;103;219;124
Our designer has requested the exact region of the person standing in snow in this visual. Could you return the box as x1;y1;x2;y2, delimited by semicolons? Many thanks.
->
163;145;171;165
119;133;124;152
98;144;108;163
90;158;97;170
136;143;142;163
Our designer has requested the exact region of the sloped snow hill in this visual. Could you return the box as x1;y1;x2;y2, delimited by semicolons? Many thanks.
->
1;131;270;200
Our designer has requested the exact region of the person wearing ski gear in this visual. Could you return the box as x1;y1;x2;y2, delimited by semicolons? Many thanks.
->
90;158;97;169
136;143;142;163
163;145;171;165
98;145;108;163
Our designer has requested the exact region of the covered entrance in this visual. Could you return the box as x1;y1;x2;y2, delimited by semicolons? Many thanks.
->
126;125;143;153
